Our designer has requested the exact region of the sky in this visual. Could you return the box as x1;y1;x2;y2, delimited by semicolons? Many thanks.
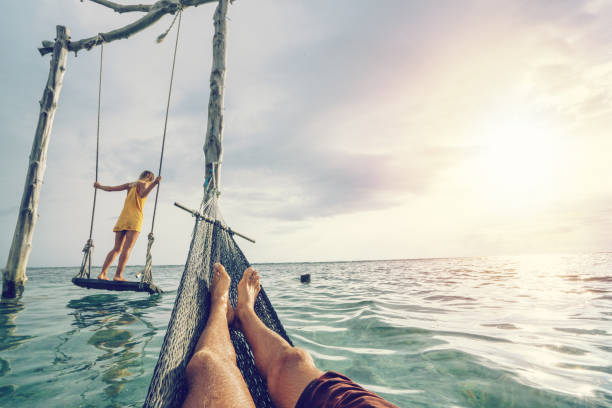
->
1;0;611;267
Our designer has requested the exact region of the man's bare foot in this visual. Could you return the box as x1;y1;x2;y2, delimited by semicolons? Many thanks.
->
227;302;235;327
236;267;261;324
211;263;234;325
113;275;127;282
97;273;109;280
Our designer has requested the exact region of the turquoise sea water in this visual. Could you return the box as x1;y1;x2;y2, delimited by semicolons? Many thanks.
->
0;254;610;407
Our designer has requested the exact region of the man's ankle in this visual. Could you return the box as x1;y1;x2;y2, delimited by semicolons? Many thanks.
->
236;305;253;320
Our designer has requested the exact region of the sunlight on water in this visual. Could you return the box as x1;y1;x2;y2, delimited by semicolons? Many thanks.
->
0;254;610;407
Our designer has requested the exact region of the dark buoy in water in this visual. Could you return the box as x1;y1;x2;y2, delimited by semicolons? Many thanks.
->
300;274;311;283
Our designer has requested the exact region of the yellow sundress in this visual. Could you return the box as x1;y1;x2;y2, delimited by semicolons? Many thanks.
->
113;184;147;232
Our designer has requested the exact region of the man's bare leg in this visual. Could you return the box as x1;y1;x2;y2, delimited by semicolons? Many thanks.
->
236;267;324;408
183;263;255;408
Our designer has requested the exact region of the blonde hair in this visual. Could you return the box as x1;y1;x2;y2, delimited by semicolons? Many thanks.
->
139;170;155;182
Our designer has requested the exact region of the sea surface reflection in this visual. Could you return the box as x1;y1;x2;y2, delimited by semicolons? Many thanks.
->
0;255;609;407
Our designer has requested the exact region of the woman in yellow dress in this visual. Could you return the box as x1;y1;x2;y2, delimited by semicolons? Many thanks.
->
93;170;161;281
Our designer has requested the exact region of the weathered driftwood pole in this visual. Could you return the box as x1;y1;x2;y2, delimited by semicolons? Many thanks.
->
3;26;70;298
204;0;229;200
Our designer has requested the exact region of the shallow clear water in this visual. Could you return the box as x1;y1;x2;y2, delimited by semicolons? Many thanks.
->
0;254;610;407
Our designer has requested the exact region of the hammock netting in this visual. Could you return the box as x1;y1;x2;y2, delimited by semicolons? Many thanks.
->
144;195;292;407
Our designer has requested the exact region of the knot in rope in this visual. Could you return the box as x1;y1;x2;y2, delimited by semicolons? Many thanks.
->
204;174;212;190
82;239;94;253
157;7;182;43
205;161;222;197
138;232;156;282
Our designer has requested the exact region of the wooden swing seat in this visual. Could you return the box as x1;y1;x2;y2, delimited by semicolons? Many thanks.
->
72;277;162;294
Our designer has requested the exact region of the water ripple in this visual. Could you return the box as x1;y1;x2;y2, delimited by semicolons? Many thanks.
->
0;256;610;407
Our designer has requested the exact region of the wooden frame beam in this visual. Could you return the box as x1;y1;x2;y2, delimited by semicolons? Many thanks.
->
39;0;223;56
85;0;153;13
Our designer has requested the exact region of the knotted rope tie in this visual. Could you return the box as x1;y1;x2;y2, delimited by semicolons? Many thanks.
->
157;6;183;43
82;239;94;253
139;232;155;283
77;238;95;279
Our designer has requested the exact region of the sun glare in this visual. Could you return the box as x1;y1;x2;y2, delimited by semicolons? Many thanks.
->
474;115;565;211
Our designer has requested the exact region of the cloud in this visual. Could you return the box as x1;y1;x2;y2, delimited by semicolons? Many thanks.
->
220;141;473;221
3;1;612;266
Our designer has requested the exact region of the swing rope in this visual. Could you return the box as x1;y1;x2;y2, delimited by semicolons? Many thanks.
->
77;37;104;279
76;8;182;287
140;9;183;285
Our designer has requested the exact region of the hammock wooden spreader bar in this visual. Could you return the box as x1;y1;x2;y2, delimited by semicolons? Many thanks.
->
174;202;256;243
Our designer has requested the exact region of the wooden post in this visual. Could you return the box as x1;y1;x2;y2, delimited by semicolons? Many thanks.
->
2;26;70;298
203;0;229;200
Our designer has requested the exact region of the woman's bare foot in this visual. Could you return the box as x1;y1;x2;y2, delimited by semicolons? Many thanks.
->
211;263;234;325
113;275;127;282
97;273;109;280
236;267;261;325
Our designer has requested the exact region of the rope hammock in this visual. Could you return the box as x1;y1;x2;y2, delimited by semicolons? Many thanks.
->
73;12;183;294
144;190;292;408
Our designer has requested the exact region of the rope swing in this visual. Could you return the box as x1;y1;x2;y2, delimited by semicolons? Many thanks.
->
74;11;183;295
76;36;104;282
140;9;183;287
